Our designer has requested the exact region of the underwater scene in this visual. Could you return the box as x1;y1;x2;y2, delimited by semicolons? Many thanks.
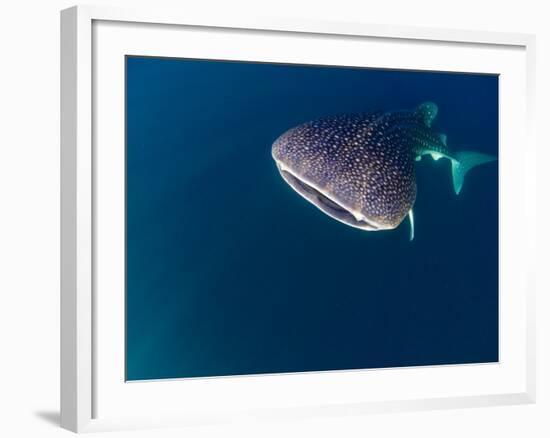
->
126;56;499;381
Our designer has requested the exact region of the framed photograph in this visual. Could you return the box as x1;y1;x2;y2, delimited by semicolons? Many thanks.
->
61;5;536;433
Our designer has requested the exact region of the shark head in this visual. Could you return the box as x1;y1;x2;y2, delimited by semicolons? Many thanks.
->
272;113;417;232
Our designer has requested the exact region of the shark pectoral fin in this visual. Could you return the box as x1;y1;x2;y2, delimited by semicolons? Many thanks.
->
451;151;497;195
429;152;445;161
408;209;414;242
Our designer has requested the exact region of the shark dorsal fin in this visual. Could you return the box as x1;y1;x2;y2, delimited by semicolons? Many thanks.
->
416;102;438;128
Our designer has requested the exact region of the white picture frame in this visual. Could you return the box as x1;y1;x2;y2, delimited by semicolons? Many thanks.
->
60;4;536;433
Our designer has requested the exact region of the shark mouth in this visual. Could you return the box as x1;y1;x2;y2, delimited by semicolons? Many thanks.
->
276;163;384;231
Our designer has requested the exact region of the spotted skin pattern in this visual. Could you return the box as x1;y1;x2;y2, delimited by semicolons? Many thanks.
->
272;103;452;231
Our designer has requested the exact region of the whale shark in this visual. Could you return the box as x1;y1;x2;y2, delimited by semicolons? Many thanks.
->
271;102;496;240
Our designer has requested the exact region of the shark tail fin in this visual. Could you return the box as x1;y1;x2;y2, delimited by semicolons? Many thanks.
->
451;151;496;195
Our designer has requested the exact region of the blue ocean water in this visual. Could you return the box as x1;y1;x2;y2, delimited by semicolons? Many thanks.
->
126;56;498;381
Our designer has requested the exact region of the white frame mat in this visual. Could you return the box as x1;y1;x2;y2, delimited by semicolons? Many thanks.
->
61;5;536;433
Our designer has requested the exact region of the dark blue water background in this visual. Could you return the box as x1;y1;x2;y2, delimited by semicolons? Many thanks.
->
126;56;498;381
